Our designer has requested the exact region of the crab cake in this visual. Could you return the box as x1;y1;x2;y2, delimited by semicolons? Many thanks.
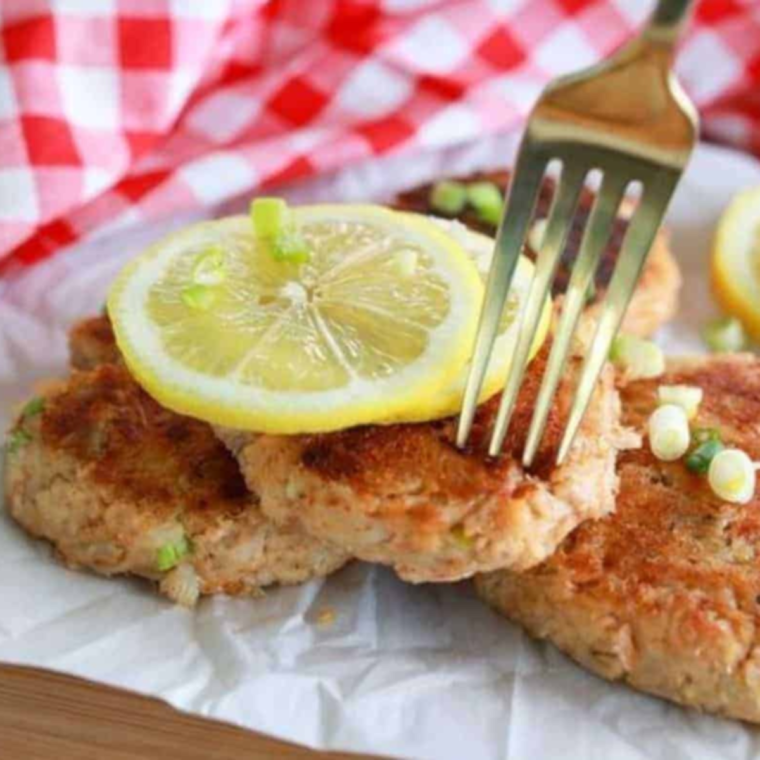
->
395;171;680;338
69;313;121;370
476;354;760;723
3;364;349;606
227;346;632;584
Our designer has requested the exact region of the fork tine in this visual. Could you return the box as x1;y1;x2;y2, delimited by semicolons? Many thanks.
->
522;173;628;467
486;163;586;458
556;174;678;465
456;147;547;449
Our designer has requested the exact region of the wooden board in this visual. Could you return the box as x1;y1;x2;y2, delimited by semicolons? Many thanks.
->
0;664;378;760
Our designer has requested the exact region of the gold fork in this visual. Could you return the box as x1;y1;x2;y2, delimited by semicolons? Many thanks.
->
456;0;698;465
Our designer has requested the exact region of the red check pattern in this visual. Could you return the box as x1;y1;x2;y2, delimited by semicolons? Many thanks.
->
1;0;759;269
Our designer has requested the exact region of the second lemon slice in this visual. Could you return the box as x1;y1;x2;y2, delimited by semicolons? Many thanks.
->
712;186;760;341
108;204;484;433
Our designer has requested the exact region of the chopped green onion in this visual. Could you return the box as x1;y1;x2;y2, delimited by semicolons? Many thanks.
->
609;334;665;379
429;181;467;215
708;449;757;504
181;284;216;311
21;397;45;419
271;231;310;264
467;181;503;226
586;279;598;305
528;219;547;252
6;429;32;453
251;197;290;239
156;545;177;572
688;428;725;473
702;316;746;353
393;249;418;278
160;563;200;607
192;246;226;286
657;384;703;420
156;535;192;572
648;404;690;462
692;427;722;446
686;438;725;474
450;525;474;548
251;197;311;264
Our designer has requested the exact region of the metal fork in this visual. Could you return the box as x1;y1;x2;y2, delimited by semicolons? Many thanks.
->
456;0;698;465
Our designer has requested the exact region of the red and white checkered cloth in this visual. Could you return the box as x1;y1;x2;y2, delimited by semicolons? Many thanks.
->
1;0;759;270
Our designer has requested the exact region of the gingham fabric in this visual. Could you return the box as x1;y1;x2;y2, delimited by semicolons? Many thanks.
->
1;0;759;270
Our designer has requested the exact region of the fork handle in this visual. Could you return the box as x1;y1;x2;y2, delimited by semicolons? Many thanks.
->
644;0;696;46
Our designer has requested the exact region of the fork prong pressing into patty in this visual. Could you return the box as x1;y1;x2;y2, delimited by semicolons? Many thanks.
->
225;343;634;583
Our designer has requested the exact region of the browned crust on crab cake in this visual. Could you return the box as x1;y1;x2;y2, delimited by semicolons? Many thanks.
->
69;314;121;370
3;363;348;605
230;344;632;583
476;354;760;723
395;171;681;337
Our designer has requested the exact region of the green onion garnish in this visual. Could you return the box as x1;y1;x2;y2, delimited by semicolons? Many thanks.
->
429;181;467;215
181;284;216;311
466;181;503;226
251;197;289;238
657;384;703;420
6;429;32;453
192;246;226;286
156;535;192;572
609;334;665;379
708;449;757;504
686;438;725;474
648;404;690;462
251;197;310;264
450;525;474;548
22;397;45;419
271;231;310;264
702;316;746;353
692;427;722;446
393;249;418;278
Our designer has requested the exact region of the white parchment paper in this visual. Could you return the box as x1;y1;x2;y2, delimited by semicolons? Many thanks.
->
1;138;760;760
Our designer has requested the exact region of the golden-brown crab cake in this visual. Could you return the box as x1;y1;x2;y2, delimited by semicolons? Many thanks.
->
3;364;349;606
395;171;681;338
476;354;760;723
228;346;633;583
68;313;121;369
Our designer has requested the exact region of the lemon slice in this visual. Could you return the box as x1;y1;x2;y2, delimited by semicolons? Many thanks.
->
108;204;484;433
712;186;760;341
386;216;550;422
